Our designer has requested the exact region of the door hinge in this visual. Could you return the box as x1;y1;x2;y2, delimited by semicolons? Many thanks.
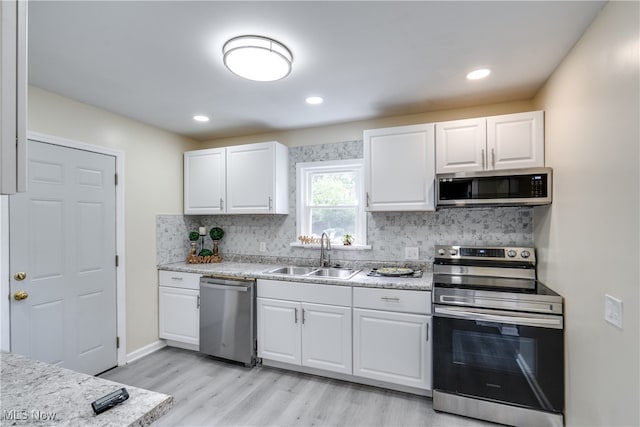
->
115;255;119;267
116;336;120;349
115;173;118;186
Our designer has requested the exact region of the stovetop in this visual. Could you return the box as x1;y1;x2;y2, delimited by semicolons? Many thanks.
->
432;245;563;314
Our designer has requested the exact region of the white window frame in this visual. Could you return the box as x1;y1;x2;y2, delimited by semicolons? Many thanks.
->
296;159;367;247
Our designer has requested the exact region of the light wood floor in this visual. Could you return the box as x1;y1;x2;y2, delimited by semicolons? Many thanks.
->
100;347;494;427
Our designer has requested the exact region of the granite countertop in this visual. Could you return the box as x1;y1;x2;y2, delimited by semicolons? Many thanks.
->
0;352;172;426
158;261;432;291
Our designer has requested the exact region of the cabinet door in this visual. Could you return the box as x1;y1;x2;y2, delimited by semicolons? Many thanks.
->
435;118;487;173
0;0;27;194
159;286;200;345
184;148;226;214
301;303;352;374
257;298;301;365
227;142;275;214
353;309;431;390
364;123;435;211
487;111;544;170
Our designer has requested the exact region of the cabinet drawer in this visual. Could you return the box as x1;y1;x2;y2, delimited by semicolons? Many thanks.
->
158;270;201;290
353;287;431;314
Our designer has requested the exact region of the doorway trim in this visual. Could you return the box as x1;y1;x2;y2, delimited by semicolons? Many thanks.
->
0;131;126;367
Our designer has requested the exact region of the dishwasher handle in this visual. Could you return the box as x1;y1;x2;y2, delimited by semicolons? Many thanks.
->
200;279;253;293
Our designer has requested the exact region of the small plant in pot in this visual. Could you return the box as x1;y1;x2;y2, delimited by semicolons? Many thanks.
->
342;233;354;245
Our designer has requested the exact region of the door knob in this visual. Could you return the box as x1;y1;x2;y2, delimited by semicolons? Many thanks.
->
13;291;28;301
14;272;26;281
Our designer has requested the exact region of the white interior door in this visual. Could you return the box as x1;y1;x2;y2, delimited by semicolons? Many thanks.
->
9;140;117;375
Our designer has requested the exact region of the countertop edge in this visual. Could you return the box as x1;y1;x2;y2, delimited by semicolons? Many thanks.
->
158;262;432;291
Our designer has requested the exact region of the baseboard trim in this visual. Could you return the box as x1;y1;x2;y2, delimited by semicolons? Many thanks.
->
126;340;167;364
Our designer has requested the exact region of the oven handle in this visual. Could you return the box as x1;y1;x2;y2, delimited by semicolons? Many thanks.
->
434;306;563;329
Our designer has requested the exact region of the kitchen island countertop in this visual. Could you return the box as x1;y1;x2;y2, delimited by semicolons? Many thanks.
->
158;261;432;291
0;352;172;426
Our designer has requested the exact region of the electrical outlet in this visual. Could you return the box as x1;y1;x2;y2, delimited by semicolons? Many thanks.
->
604;294;623;329
404;247;419;260
259;242;266;252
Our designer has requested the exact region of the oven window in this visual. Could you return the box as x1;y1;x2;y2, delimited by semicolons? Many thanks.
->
433;316;564;414
452;330;537;375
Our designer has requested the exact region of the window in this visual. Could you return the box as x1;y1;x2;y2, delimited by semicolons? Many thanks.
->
296;159;366;245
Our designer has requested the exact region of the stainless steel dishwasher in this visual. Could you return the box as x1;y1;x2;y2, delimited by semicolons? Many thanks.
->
199;275;256;367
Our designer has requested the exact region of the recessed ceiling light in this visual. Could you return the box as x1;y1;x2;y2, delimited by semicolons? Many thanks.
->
193;115;210;122
305;96;324;105
467;68;491;80
223;35;293;82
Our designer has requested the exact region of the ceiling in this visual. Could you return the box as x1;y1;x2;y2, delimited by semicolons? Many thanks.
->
28;1;605;141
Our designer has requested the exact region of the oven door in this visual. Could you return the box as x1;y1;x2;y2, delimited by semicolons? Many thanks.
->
433;305;564;414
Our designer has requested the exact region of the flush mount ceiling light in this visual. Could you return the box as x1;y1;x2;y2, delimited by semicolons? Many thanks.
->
193;115;210;122
223;35;293;82
467;68;491;80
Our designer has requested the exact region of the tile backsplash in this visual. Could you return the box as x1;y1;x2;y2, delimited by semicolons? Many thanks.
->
157;140;533;266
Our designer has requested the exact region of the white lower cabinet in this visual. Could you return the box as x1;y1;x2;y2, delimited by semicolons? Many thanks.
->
353;308;431;389
301;303;352;373
159;287;200;346
353;287;432;390
257;280;352;375
256;298;301;365
257;279;432;393
158;271;201;349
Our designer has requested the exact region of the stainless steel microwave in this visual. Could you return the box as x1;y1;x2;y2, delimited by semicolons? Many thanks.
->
436;167;552;207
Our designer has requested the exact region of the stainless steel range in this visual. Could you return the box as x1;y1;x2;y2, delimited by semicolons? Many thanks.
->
432;245;564;427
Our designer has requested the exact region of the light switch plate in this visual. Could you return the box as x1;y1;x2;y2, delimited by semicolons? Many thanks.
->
404;247;419;260
259;242;266;252
604;294;623;329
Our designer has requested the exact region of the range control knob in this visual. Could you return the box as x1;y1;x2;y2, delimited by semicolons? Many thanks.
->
521;250;531;259
449;248;458;256
507;250;517;258
437;248;446;256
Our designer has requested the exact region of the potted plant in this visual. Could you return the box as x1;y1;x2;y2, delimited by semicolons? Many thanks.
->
342;233;354;245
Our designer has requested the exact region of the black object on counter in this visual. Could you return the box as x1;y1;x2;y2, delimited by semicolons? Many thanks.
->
91;387;129;415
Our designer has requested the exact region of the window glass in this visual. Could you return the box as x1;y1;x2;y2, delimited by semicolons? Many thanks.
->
296;160;365;245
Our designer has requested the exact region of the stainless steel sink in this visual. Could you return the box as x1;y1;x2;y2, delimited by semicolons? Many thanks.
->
264;266;360;280
266;266;318;275
307;267;360;280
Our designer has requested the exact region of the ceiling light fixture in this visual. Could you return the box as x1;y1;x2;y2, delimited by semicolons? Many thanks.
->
467;68;491;80
223;35;293;82
305;96;323;105
193;115;210;122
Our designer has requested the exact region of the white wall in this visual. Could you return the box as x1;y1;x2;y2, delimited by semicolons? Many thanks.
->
200;100;534;148
533;2;639;426
23;86;199;353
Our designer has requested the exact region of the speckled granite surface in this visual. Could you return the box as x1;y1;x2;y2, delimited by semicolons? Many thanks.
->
0;352;172;426
158;261;432;291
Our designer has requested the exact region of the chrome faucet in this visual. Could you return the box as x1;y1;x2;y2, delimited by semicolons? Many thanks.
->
320;232;332;267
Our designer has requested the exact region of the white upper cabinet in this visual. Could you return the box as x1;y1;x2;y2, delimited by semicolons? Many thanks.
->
0;0;27;194
435;118;487;173
487;111;544;170
184;148;226;214
436;111;544;173
364;123;436;211
184;141;288;215
226;141;288;214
